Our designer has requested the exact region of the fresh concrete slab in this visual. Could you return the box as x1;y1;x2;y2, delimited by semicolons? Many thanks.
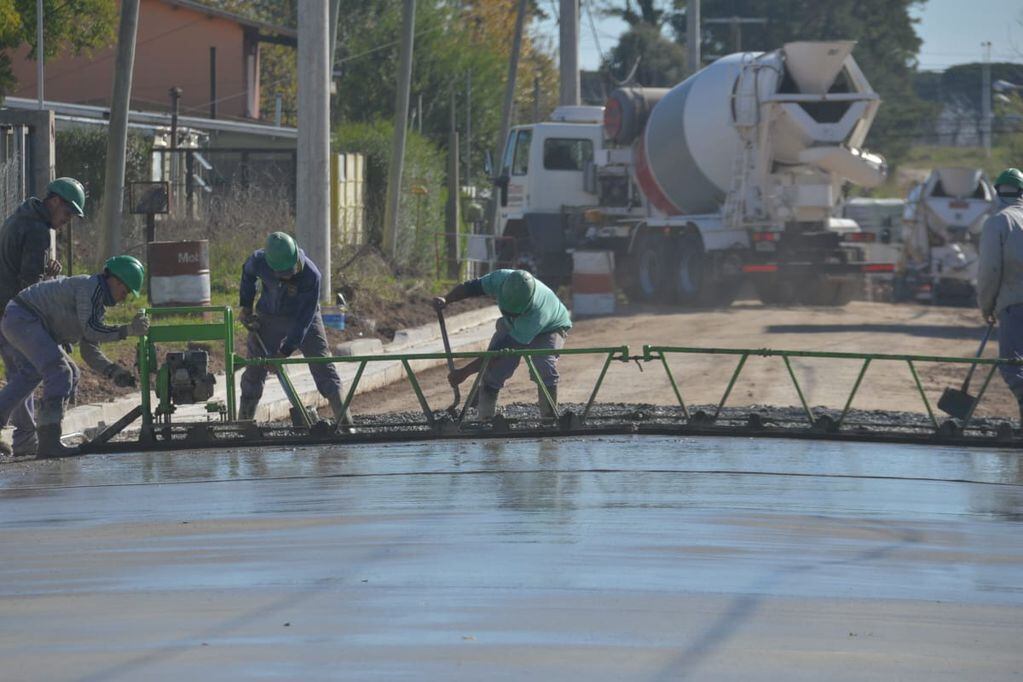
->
0;435;1020;680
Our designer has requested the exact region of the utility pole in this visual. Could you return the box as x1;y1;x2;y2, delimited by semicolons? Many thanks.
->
209;47;217;119
446;87;460;278
298;0;331;300
100;0;139;261
465;71;472;185
559;0;579;106
485;0;528;246
383;0;416;260
533;76;540;122
686;0;700;76
981;40;992;157
36;0;44;109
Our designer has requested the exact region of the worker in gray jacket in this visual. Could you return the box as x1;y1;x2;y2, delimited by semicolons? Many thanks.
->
977;168;1023;424
0;177;84;456
0;256;149;458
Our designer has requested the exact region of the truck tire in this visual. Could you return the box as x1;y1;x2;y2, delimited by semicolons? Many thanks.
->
671;235;740;308
802;278;855;306
624;234;671;303
754;276;799;306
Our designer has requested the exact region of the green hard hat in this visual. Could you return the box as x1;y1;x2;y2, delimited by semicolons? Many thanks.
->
994;168;1023;191
46;177;86;217
500;270;536;315
104;255;145;297
265;231;299;271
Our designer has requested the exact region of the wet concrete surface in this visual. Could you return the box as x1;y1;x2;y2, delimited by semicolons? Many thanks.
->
1;435;1021;680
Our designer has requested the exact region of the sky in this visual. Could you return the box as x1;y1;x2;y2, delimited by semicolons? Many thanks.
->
535;0;1023;73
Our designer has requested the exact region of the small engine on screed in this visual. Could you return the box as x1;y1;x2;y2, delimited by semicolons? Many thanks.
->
159;350;216;407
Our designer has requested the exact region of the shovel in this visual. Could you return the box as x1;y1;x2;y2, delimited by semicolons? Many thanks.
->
251;332;313;428
436;305;461;416
938;322;995;419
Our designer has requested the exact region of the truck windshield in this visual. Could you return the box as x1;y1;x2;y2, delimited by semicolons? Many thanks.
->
543;138;593;171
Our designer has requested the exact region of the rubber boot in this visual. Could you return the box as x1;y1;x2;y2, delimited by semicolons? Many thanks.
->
13;433;37;458
238;396;260;421
327;391;357;434
538;384;558;422
36;399;74;459
476;386;499;421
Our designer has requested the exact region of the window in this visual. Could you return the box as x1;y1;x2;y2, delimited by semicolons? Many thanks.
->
511;129;533;176
543;138;593;171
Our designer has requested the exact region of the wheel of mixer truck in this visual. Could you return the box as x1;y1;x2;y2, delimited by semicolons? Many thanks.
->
800;276;855;306
624;234;671;303
671;235;740;308
754;275;800;306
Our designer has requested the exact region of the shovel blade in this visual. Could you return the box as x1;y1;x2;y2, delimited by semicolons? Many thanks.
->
937;388;977;419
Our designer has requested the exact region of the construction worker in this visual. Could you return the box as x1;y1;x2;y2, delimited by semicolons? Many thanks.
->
0;177;84;456
0;256;149;458
237;232;353;428
978;168;1023;425
433;269;572;420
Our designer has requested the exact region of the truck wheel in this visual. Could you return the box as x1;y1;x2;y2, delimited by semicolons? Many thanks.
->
754;276;799;306
625;235;670;303
672;236;739;308
802;278;855;306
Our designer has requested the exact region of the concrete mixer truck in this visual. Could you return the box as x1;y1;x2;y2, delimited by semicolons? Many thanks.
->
895;168;998;306
492;41;889;307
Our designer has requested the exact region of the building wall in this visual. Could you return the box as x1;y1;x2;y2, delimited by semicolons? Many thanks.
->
10;0;255;120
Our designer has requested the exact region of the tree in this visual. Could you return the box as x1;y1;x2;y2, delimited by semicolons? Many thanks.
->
600;0;670;28
602;24;687;86
0;0;117;103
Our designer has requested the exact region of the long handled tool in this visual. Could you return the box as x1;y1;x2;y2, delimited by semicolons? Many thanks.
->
938;322;995;419
252;332;313;428
436;306;461;416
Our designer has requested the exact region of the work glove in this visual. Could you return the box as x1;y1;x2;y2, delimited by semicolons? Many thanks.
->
277;340;297;358
107;364;137;388
240;306;261;331
44;259;62;278
123;312;150;337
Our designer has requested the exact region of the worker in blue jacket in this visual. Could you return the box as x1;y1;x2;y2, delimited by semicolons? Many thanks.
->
237;232;352;429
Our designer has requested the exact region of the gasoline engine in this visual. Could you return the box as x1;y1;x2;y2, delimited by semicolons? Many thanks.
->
155;350;216;415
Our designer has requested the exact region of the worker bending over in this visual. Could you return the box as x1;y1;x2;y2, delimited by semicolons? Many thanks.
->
237;232;353;428
978;168;1023;425
0;177;84;456
0;256;149;458
433;269;572;420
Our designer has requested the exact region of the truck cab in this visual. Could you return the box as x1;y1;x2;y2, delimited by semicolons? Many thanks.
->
495;107;604;280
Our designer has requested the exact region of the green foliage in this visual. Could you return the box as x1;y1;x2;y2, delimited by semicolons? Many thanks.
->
0;0;117;102
602;24;687;86
335;120;447;273
601;0;667;27
54;127;151;210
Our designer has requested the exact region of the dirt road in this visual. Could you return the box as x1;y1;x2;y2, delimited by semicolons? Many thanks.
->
357;299;1018;419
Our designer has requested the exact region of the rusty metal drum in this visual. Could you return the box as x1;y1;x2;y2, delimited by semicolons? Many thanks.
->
147;240;211;306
